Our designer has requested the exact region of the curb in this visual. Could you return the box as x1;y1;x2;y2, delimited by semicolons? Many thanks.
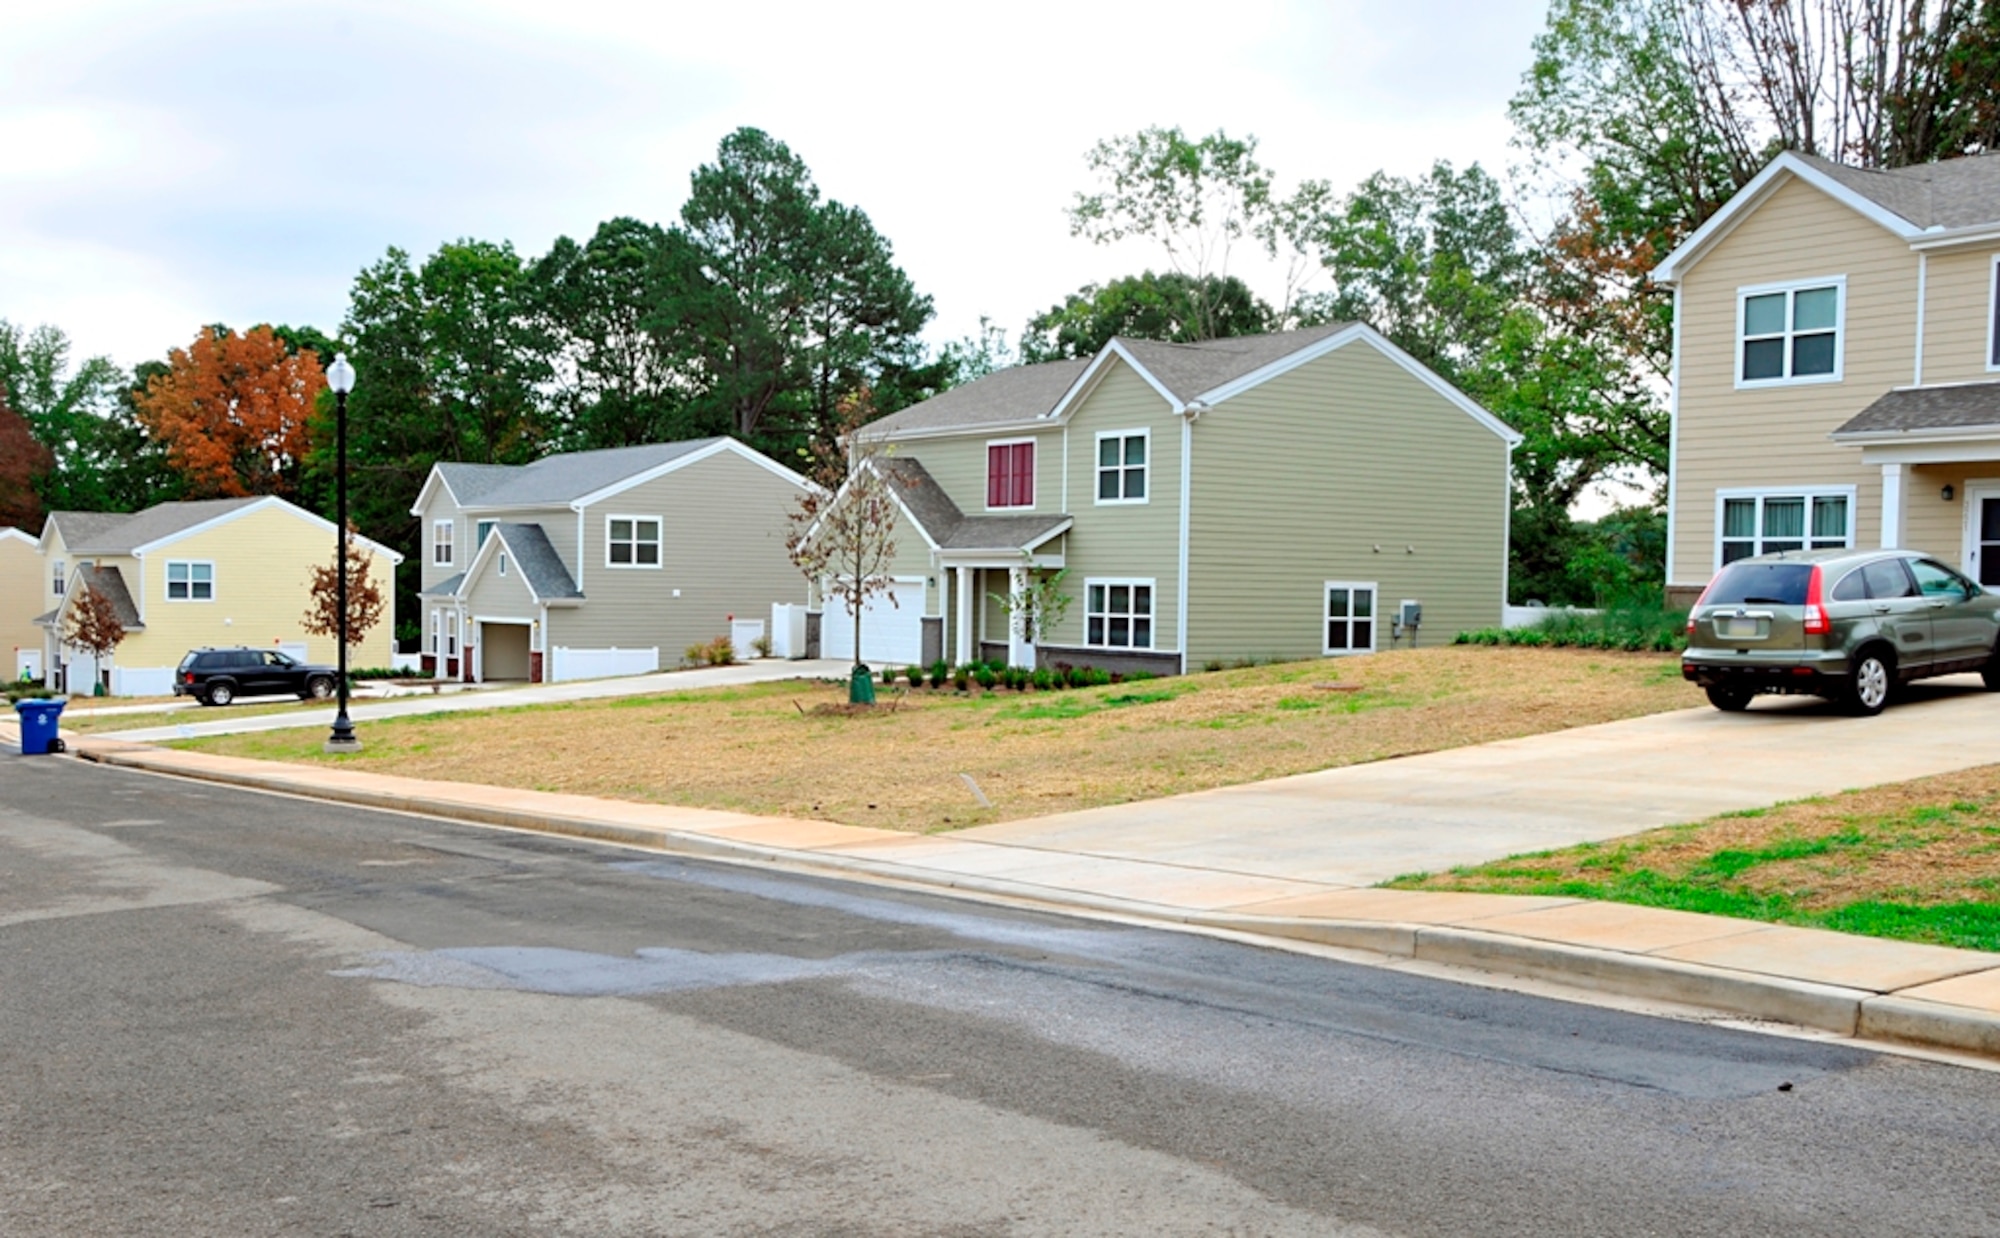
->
69;743;2000;1062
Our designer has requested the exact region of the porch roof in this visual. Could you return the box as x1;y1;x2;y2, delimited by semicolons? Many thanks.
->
1833;382;2000;441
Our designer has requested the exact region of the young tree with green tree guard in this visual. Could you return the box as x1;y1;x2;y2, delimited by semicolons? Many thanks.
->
786;389;901;704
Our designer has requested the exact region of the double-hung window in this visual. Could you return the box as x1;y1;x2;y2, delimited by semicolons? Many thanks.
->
1718;489;1852;565
1085;579;1153;649
445;613;459;658
1739;279;1842;384
607;516;662;567
986;440;1035;509
1096;431;1148;503
430;610;441;654
433;520;455;566
51;560;64;596
166;560;214;601
1325;583;1376;654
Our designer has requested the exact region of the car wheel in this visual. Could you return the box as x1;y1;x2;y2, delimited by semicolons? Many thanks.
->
1705;684;1754;712
304;675;334;700
1845;650;1892;716
206;681;235;707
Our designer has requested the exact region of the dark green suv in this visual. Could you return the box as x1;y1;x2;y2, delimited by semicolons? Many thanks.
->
1682;549;2000;714
175;647;338;707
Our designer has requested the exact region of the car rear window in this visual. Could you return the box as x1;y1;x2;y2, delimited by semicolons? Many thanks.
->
1704;563;1814;606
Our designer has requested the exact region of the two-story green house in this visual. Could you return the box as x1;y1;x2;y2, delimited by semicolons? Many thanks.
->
817;324;1519;673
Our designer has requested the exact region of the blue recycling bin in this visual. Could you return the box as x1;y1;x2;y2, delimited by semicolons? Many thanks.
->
14;699;66;755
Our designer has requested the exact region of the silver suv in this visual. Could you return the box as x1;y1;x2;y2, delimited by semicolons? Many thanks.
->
1682;548;2000;714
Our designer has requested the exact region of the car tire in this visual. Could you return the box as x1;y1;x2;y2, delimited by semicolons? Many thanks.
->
205;681;235;707
1705;684;1754;712
1844;649;1893;716
304;675;334;700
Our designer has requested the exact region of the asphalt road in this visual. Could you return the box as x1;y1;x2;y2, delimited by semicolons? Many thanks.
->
3;754;1998;1236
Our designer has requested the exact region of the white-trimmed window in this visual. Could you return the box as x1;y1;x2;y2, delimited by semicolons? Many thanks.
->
476;519;496;549
1987;254;2000;371
165;560;214;601
1738;278;1843;385
986;439;1035;509
1325;583;1377;655
51;560;64;596
497;552;508;577
1095;430;1149;503
433;520;455;566
1085;578;1154;649
445;613;459;658
1717;488;1854;565
606;515;662;567
429;610;441;654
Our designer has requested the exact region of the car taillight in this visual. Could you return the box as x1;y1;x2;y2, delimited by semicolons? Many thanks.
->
1686;579;1717;635
182;671;193;684
1803;564;1830;635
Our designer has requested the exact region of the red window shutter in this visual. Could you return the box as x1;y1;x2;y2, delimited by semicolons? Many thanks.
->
988;445;1008;507
1011;443;1034;507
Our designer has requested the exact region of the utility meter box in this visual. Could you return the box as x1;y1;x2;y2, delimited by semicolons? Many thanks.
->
1398;600;1422;629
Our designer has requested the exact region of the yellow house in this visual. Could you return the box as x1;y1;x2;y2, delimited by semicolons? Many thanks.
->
2;527;44;681
36;497;400;696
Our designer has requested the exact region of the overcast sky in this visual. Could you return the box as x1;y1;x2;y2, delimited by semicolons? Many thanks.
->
1;0;1553;373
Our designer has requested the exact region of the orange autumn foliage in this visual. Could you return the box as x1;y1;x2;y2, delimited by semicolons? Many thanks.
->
135;326;324;498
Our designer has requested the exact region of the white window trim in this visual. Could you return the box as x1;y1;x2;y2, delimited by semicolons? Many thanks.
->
1986;254;2000;373
445;612;459;658
1082;576;1157;650
433;519;455;567
1713;485;1858;570
51;559;64;597
164;559;216;603
604;513;663;570
1093;428;1151;506
430;610;441;655
1323;581;1379;656
984;436;1037;512
497;552;508;577
1734;276;1846;389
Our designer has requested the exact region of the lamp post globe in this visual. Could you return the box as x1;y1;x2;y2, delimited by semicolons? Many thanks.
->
325;352;362;753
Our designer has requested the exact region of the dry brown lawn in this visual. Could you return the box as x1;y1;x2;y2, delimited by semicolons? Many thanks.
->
179;647;1696;832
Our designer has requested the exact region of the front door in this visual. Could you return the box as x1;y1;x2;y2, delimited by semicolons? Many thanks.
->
1963;485;2000;590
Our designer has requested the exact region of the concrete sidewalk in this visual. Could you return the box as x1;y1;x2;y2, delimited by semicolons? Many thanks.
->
89;658;854;743
37;726;2000;1062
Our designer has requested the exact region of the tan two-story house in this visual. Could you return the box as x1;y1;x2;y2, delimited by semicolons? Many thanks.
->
1657;150;2000;604
824;323;1520;673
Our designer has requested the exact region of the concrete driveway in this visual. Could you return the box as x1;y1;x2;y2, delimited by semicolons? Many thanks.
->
962;674;2000;887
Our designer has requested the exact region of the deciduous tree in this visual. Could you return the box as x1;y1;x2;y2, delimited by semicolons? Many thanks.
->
301;525;387;658
786;389;900;700
64;580;126;691
134;325;324;498
1019;272;1274;362
0;320;171;513
0;381;52;531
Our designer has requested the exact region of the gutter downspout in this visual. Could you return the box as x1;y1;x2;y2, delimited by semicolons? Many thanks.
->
1177;400;1205;674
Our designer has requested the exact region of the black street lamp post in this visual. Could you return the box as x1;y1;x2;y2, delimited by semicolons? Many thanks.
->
325;353;361;753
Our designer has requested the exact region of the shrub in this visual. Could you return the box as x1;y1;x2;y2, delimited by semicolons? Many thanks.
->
903;665;922;686
1088;667;1112;686
751;634;774;658
1126;670;1156;682
953;667;970;691
1452;598;1688;653
1032;667;1053;690
974;666;997;690
683;636;736;667
1202;659;1225;672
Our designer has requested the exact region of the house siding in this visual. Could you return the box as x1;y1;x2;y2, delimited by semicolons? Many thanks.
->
1;533;42;670
892;430;1059;516
418;486;464;594
1919;247;2000;385
461;551;539;619
564;448;806;658
1186;341;1509;666
1671;175;1920;585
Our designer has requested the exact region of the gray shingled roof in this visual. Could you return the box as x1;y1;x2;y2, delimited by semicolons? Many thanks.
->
494;523;583;600
52;499;264;555
419;572;466;598
1833;382;2000;436
55;565;145;630
872;457;1069;552
440;440;726;509
864;325;1358;437
1796;151;2000;230
46;511;126;549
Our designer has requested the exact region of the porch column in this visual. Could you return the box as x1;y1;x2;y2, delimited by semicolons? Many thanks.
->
1007;566;1033;670
1881;463;1908;549
954;566;974;665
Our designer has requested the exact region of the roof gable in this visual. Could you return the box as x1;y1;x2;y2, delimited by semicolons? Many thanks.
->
458;521;584;605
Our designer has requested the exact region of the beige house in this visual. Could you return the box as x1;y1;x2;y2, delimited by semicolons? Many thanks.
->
2;527;44;681
1656;150;2000;604
35;498;400;695
828;324;1520;673
410;438;811;683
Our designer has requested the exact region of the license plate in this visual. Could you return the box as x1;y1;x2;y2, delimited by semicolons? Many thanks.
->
1718;616;1762;639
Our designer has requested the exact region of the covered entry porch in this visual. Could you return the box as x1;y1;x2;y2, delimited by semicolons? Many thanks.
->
1836;382;2000;585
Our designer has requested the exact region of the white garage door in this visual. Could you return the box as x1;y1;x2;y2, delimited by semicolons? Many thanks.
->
820;581;924;665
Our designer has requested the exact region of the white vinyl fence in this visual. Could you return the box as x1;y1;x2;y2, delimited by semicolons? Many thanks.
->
548;646;659;683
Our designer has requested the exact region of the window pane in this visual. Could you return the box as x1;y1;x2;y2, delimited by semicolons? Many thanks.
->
1327;588;1349;619
1981;498;2000;543
1742;338;1785;380
1831;569;1867;601
1352;621;1372;649
610;543;632;564
1132;586;1151;615
1721;540;1754;564
611;520;631;541
1722;499;1756;539
1132;619;1151;648
1811;496;1847;540
168;581;186;599
1328;622;1348;650
1099;438;1119;467
1793;286;1837;331
1109;585;1129;613
1109;617;1129;646
639;520;660;541
636;543;660;565
168;563;186;582
1863;559;1915;599
1098;471;1120;501
1124;469;1146;500
193;564;212;583
1744;292;1787;336
1792;332;1836;376
1087;617;1104;644
1911;559;1960;596
1124;436;1146;466
1354;589;1373;618
1762;498;1805;540
1088;584;1104;612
